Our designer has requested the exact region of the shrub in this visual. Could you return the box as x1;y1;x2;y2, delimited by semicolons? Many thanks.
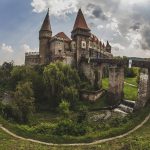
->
77;105;88;123
52;119;89;136
31;123;55;134
58;100;70;118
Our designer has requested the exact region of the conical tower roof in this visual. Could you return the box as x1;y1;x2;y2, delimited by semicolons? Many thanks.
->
73;9;90;31
106;41;111;47
40;9;51;31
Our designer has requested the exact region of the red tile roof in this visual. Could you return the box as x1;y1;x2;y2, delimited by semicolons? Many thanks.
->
73;9;90;31
55;32;71;41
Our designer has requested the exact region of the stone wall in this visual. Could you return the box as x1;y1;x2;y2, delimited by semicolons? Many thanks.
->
80;62;95;86
25;54;40;66
134;69;150;110
80;89;105;102
108;66;124;104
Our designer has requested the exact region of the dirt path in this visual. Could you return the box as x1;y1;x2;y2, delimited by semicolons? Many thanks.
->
124;82;137;87
0;114;149;146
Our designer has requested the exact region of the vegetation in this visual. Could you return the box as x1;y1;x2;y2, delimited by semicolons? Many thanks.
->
1;81;35;123
102;77;138;101
0;61;149;148
43;62;80;109
0;116;150;150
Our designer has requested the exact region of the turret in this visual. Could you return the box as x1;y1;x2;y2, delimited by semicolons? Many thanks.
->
71;9;91;66
106;41;111;53
39;9;52;64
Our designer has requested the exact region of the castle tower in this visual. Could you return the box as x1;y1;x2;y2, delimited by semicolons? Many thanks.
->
106;41;111;53
71;9;91;67
39;9;52;64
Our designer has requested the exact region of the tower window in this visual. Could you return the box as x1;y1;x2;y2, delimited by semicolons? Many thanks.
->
81;41;86;49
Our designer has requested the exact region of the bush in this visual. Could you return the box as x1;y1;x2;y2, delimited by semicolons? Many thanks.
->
1;82;35;123
58;100;70;118
31;123;55;134
77;105;88;123
52;119;89;136
124;67;139;78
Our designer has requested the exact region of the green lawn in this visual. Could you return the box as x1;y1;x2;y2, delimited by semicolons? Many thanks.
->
0;105;149;145
125;77;137;86
0;114;149;150
102;77;138;101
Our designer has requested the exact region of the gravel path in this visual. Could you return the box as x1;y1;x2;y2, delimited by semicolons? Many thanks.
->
0;113;149;146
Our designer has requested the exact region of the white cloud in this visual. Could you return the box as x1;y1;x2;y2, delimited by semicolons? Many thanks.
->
22;44;38;52
97;25;104;29
31;0;78;16
0;43;13;53
106;18;121;36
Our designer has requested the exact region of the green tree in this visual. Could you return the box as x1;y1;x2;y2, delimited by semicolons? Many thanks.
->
0;61;13;90
10;66;45;104
59;100;70;118
61;86;79;110
43;61;80;107
12;81;35;123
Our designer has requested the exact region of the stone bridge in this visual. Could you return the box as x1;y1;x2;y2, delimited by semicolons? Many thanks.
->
80;57;150;110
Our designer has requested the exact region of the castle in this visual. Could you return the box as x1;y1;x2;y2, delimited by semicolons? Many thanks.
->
25;8;113;66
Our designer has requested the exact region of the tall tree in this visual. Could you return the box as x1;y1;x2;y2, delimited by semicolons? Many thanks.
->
43;61;80;107
12;81;35;123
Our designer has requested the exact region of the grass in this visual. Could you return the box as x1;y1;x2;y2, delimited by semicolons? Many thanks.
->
82;94;111;110
125;77;137;86
0;105;149;144
102;77;138;101
0;109;149;150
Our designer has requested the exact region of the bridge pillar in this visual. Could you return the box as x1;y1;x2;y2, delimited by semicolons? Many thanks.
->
80;62;104;89
95;64;104;89
80;62;95;86
134;69;150;110
108;66;124;105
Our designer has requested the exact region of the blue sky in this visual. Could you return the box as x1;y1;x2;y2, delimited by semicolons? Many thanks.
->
0;0;150;64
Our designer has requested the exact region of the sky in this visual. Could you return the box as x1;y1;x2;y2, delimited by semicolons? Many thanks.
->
0;0;150;65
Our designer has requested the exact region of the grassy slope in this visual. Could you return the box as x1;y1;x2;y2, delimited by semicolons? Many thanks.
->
102;77;138;101
0;117;149;150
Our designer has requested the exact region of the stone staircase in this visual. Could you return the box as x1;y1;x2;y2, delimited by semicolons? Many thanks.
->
113;99;136;116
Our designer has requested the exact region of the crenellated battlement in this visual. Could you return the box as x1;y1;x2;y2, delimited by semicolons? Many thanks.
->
25;52;39;56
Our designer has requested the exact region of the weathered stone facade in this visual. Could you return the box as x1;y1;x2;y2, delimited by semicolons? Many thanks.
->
80;89;105;102
134;69;150;110
108;67;124;104
25;9;112;66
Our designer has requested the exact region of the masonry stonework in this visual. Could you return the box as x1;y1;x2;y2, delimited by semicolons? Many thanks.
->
108;67;124;104
134;69;150;110
25;9;112;67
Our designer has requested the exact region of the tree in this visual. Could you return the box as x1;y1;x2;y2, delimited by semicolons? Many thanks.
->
10;66;45;104
12;81;35;123
43;61;80;107
10;66;36;89
61;86;79;110
59;100;70;118
0;61;13;89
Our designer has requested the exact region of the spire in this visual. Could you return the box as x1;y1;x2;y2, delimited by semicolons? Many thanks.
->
40;9;51;31
73;9;90;31
106;41;110;46
106;41;111;48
